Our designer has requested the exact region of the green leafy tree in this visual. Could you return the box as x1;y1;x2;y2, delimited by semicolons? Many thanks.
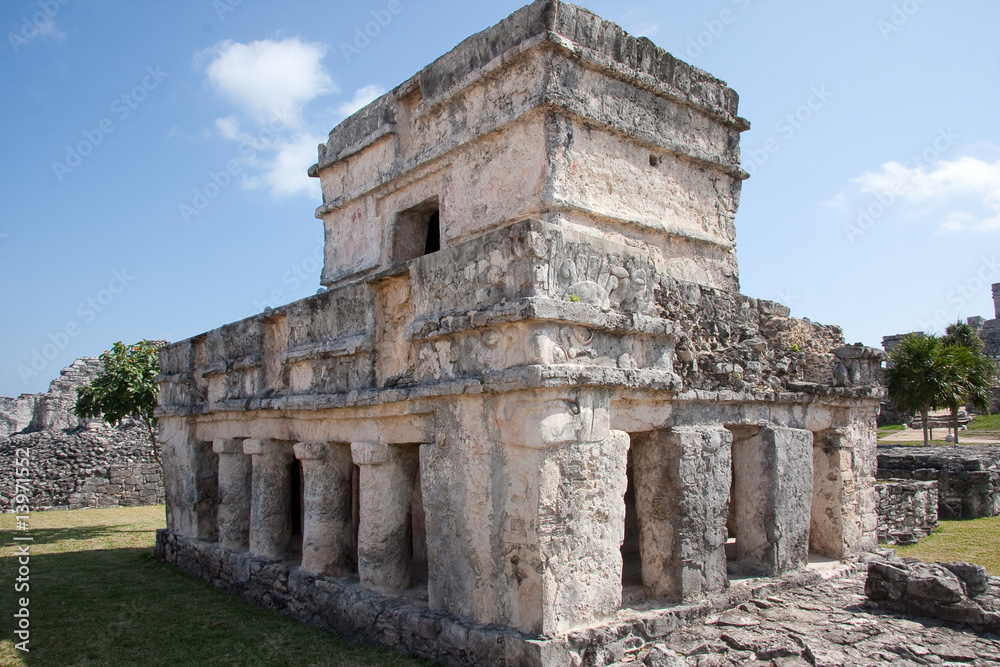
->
941;322;997;444
884;334;943;446
74;340;162;464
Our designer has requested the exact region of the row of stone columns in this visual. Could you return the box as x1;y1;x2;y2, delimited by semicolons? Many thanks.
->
628;424;817;602
210;438;421;590
186;417;860;637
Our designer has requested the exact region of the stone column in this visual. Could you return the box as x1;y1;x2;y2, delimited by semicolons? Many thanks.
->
632;426;732;602
731;426;814;576
811;421;878;558
491;390;628;636
159;418;218;540
294;441;355;576
213;438;251;550
351;442;418;593
243;438;294;560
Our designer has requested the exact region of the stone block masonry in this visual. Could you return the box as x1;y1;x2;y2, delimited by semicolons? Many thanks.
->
153;2;885;664
0;351;167;512
875;480;938;545
878;445;1000;519
0;423;164;511
867;558;1000;634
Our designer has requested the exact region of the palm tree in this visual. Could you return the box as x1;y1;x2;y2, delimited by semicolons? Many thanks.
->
884;334;944;446
941;323;997;444
944;321;984;352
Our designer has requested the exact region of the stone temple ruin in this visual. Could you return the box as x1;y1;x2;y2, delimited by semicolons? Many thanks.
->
154;2;887;664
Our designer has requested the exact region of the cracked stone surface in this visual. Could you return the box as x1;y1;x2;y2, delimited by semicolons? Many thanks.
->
611;572;1000;667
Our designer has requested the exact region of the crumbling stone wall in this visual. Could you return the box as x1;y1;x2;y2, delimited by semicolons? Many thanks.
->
875;480;938;545
657;276;847;394
0;423;163;511
877;445;1000;519
867;558;1000;634
0;357;102;437
0;350;168;511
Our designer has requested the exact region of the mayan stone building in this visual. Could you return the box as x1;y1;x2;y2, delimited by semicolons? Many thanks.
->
154;2;885;664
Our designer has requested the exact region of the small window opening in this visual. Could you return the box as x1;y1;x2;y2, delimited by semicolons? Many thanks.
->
392;197;441;263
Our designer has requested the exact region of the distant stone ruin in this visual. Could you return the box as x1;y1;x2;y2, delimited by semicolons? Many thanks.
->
882;282;1000;419
153;3;885;665
0;357;103;437
878;445;1000;520
0;354;165;511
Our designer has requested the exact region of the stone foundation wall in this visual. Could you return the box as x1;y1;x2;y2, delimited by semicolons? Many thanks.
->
866;559;1000;634
0;424;164;511
875;480;938;545
155;529;864;667
877;445;1000;519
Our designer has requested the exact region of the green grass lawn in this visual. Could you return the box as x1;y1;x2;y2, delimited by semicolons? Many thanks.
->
877;424;906;438
881;440;963;447
968;412;1000;433
0;506;438;667
890;516;1000;576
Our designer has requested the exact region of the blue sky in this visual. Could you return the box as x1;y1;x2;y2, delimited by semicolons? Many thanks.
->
2;0;999;397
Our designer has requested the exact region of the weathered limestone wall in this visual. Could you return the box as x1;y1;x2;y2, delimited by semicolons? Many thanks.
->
156;527;866;667
310;0;748;292
0;424;163;511
0;395;37;437
877;445;1000;519
875;480;938;545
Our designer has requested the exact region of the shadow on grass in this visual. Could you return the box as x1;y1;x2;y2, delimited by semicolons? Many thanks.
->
0;548;438;667
0;524;152;547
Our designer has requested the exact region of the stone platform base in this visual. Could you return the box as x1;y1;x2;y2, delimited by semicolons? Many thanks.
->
155;530;868;666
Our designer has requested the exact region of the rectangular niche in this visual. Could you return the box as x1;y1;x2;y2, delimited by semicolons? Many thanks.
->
391;197;440;263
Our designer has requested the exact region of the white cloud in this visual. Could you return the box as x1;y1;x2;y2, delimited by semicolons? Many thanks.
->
821;192;846;209
337;85;386;118
246;133;323;199
36;19;66;42
633;22;660;38
850;156;1000;234
214;116;240;140
196;38;336;199
202;38;337;125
